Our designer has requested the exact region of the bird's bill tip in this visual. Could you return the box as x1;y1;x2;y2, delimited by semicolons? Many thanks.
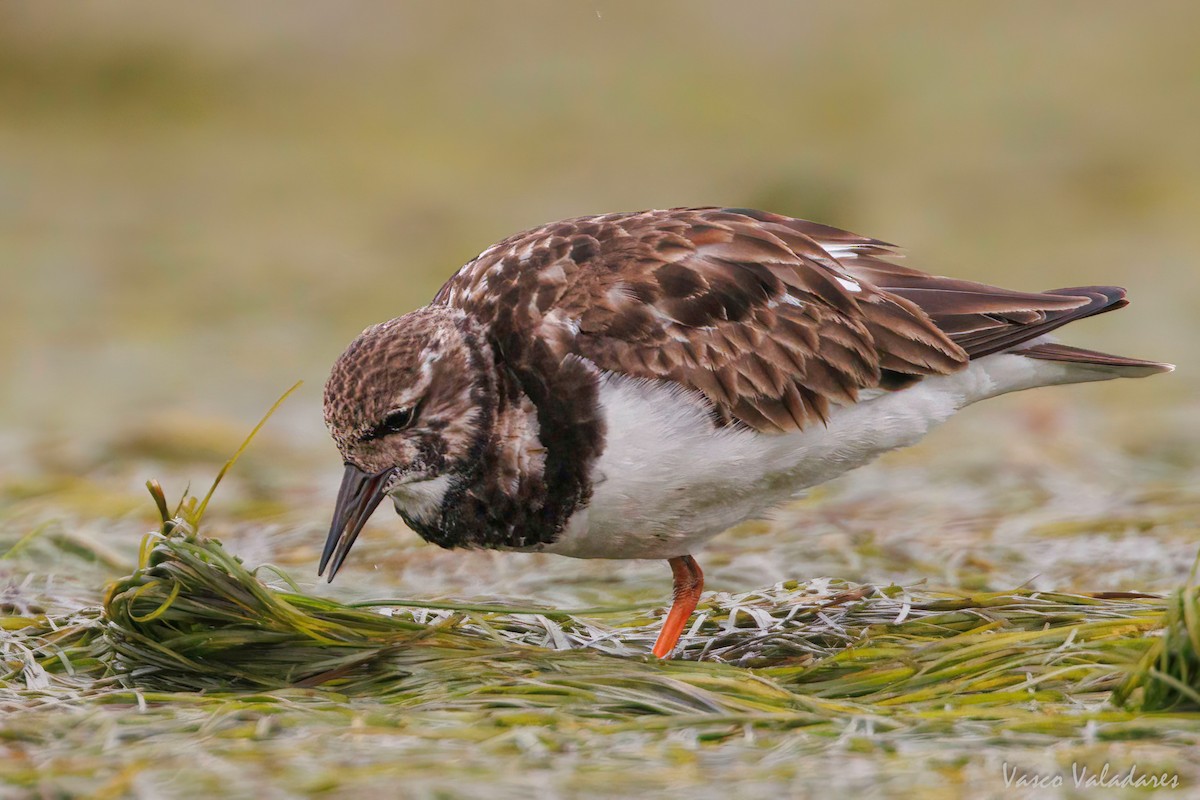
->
320;463;394;581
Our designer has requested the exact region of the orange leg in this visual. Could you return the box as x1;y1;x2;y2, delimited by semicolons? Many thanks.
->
651;555;704;659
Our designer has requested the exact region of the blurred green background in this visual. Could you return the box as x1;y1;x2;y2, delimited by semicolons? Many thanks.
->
4;4;1200;796
2;0;1197;471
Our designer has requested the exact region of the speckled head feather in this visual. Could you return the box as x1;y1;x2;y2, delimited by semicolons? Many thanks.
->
321;300;589;568
323;305;493;478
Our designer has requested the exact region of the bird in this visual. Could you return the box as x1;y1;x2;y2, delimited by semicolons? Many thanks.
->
319;206;1172;658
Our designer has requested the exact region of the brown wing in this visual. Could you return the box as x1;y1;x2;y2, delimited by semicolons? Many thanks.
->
434;207;1102;433
837;258;1122;359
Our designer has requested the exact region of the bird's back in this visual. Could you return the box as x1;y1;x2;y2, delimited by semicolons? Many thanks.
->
435;207;1168;436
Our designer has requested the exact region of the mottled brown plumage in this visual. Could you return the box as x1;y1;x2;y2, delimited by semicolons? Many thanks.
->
434;207;1117;432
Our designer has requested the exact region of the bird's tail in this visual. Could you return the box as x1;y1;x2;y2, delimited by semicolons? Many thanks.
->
1011;342;1174;379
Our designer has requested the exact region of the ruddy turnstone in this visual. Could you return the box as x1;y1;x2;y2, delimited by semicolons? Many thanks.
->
320;207;1172;658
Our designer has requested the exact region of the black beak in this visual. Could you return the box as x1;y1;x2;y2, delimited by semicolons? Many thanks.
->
319;463;395;582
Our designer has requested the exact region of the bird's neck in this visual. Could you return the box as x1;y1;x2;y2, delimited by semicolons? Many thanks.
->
400;345;605;551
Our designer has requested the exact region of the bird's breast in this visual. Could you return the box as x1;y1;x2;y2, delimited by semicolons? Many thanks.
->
539;363;1011;559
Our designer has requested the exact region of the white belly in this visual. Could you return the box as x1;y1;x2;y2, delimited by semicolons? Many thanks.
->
543;351;1101;559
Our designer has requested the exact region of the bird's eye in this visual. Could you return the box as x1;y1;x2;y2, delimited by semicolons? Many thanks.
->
382;407;415;433
360;403;422;443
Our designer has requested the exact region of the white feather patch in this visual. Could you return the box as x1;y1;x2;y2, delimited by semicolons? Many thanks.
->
834;275;862;293
390;475;451;526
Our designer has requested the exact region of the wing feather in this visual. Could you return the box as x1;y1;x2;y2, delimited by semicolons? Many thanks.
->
434;207;1124;433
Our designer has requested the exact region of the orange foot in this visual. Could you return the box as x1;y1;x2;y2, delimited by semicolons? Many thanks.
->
651;555;704;658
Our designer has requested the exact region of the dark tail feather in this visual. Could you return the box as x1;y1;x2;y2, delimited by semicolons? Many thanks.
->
1040;285;1129;316
1014;342;1174;378
846;258;1143;362
951;285;1129;359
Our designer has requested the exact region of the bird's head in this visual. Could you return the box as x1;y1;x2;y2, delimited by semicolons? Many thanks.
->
320;305;493;580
